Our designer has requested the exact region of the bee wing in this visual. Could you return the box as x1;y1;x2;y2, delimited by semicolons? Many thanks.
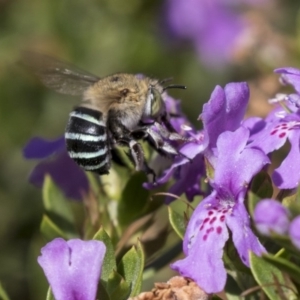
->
21;51;100;96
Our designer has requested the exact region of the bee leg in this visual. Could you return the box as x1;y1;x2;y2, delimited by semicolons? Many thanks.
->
161;113;177;133
118;136;156;181
107;116;156;181
144;126;192;162
127;140;156;182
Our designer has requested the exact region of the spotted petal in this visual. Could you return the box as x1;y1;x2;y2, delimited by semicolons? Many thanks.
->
171;192;229;293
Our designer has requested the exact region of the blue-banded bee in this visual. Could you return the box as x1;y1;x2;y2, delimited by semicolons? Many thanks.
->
22;52;187;180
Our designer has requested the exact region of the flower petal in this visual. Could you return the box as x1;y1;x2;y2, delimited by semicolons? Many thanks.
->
23;136;65;159
289;216;300;250
272;130;300;189
275;67;300;94
29;151;89;200
171;192;229;293
227;202;266;267
202;82;249;149
254;199;290;236
213;127;270;194
166;154;206;203
38;238;106;300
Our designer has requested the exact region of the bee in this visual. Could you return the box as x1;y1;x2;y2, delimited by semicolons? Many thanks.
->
21;52;187;180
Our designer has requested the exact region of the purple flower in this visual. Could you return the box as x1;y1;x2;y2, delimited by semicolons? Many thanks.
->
145;82;249;203
171;127;269;293
23;136;89;200
254;200;300;251
247;67;300;189
254;199;290;236
163;0;270;68
275;67;300;95
289;216;300;250
38;238;106;300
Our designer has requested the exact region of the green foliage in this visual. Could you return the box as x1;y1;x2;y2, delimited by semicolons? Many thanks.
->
40;215;68;240
168;206;185;239
250;252;298;300
40;176;77;239
262;253;300;285
117;241;145;297
106;272;130;300
117;172;150;227
93;227;117;284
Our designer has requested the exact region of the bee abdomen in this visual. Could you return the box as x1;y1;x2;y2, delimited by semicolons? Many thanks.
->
65;107;111;175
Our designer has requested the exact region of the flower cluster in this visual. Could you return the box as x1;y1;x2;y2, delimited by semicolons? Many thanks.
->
162;0;272;68
30;66;300;297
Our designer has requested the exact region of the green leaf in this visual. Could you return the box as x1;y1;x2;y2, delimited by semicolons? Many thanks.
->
117;240;145;297
0;283;10;300
212;296;223;300
46;288;55;300
42;175;74;223
117;172;149;227
40;215;68;240
168;206;185;239
42;176;77;237
262;253;300;284
250;252;298;300
97;281;111;300
265;233;300;257
106;272;130;300
93;227;117;284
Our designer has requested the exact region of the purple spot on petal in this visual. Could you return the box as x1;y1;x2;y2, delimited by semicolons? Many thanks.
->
208;210;214;216
216;226;222;234
206;227;214;234
270;130;277;135
203;234;208;241
209;217;217;224
203;218;210;223
200;225;204;231
220;215;225;222
279;132;286;138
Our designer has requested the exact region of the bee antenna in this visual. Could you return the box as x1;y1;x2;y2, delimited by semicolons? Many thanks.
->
163;84;187;91
159;77;173;85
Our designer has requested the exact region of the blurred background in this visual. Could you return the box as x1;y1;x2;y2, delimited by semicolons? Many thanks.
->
0;0;299;299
